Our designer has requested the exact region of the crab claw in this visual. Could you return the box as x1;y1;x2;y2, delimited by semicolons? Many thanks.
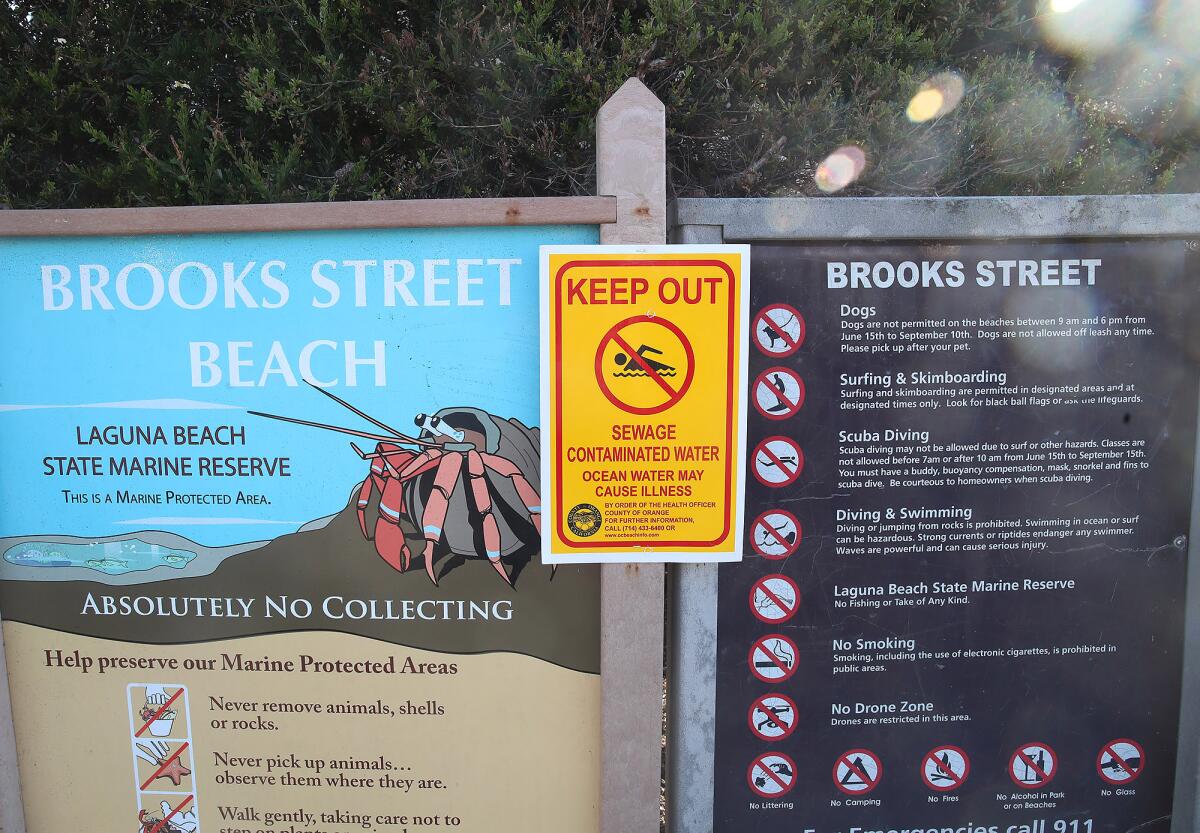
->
423;542;439;586
488;554;513;586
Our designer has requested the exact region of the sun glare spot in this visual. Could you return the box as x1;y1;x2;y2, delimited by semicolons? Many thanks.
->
906;73;966;122
815;146;867;193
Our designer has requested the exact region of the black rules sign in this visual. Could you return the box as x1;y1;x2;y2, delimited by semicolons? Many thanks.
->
714;241;1199;833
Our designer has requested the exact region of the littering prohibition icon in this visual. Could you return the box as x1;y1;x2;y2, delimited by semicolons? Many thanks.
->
750;509;801;559
1009;742;1057;788
748;633;799;683
752;436;804;487
749;574;801;624
921;745;970;791
748;752;797;798
753;367;805;420
834;748;882;794
594;315;695;415
1097;738;1144;785
748;693;798;742
754;304;805;357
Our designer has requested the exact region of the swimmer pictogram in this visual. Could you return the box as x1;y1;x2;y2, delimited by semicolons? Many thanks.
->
594;315;696;415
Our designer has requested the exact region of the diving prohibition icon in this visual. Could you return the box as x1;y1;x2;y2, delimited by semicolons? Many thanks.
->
750;510;801;559
594;315;696;415
752;437;804;487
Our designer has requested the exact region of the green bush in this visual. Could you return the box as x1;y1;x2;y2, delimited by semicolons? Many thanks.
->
2;0;1197;207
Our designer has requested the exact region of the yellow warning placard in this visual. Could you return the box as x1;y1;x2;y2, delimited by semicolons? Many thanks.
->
540;245;749;563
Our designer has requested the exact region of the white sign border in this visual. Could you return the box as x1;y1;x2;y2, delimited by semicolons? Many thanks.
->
539;244;751;564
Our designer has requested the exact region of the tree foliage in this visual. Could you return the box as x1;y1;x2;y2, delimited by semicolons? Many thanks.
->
2;0;1197;207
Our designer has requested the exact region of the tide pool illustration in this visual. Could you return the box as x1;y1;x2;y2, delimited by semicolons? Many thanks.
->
3;538;196;575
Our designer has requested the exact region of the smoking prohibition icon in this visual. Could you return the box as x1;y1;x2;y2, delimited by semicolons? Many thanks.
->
748;634;799;683
595;315;696;415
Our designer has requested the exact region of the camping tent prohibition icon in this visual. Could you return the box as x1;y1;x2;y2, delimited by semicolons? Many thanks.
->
834;748;882;795
595;315;696;415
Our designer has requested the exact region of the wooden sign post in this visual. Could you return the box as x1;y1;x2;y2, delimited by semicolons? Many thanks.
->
596;78;669;833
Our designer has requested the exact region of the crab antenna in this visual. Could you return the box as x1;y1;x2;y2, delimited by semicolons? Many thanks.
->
248;410;427;446
303;379;433;446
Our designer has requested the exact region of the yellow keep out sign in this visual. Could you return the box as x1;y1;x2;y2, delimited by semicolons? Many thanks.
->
540;245;749;563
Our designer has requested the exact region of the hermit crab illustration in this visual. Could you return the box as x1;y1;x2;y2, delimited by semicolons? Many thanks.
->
251;383;542;586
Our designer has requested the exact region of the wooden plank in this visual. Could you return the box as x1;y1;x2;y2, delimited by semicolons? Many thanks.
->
596;77;668;833
0;615;27;833
0;196;616;237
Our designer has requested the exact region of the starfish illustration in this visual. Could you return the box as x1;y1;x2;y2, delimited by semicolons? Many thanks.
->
155;753;192;786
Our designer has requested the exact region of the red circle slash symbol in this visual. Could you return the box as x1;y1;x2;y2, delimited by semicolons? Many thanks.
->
921;745;970;792
754;304;805;357
753;367;806;421
748;634;799;683
595;315;695;416
752;436;804;488
750;510;801;560
748;694;798;742
750;574;801;624
748;752;797;798
834;749;882;795
1009;743;1057;788
1097;739;1144;785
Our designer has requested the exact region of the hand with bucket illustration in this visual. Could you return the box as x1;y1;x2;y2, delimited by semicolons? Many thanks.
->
139;687;177;737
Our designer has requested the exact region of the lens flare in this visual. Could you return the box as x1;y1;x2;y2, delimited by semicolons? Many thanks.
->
906;73;966;122
814;146;867;193
1040;0;1139;54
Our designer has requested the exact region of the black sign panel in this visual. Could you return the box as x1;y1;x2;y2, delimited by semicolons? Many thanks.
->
714;241;1199;833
